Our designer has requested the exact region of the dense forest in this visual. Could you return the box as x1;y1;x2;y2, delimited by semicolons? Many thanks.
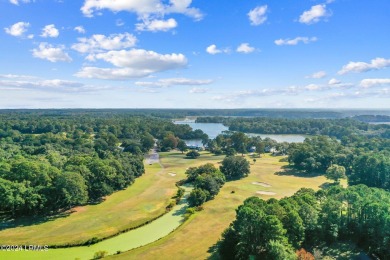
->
0;112;207;217
217;185;390;259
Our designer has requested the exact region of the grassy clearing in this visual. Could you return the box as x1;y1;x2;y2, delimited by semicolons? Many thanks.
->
0;151;221;246
110;154;334;260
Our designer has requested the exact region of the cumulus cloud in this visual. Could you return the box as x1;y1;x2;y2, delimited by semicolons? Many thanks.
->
72;33;137;54
32;43;72;62
248;5;268;26
41;24;59;38
136;18;177;32
135;78;213;88
306;71;327;79
338;57;390;75
299;4;330;24
75;49;187;80
74;26;86;34
275;36;317;46
81;0;203;20
360;78;390;88
328;78;341;85
236;43;255;54
206;44;229;55
4;21;30;37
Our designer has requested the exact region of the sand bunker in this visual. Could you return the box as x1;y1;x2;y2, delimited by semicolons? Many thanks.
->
256;191;276;195
252;182;271;187
168;172;177;176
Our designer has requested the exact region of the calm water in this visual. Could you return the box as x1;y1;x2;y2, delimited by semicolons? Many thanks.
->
174;120;306;143
174;120;228;139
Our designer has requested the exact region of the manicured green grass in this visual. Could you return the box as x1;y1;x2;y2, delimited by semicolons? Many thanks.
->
110;154;333;260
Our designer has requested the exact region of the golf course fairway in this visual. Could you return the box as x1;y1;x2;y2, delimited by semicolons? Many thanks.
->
0;187;190;260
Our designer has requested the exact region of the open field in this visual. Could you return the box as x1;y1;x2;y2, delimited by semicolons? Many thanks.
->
110;154;335;260
0;151;223;246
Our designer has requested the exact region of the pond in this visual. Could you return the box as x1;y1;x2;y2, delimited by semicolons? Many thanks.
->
173;120;306;143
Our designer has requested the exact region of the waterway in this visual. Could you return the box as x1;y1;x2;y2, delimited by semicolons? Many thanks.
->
173;119;306;144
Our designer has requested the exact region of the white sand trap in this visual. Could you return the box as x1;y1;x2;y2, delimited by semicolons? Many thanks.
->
168;172;177;176
256;191;276;195
252;182;271;187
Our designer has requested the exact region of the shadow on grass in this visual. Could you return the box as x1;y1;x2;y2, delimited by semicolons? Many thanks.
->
274;165;323;178
0;210;73;231
319;182;339;189
207;241;220;260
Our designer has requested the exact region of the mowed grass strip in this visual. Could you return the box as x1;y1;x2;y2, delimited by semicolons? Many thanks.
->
0;151;221;246
110;154;333;260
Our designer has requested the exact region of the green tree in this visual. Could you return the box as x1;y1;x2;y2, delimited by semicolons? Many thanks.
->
325;164;346;184
220;156;250;180
188;188;208;207
52;172;88;209
177;140;188;153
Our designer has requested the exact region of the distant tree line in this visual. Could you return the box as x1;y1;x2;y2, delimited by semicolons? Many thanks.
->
217;185;390;259
197;116;390;139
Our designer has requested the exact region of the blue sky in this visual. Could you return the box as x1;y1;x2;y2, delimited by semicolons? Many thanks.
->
1;0;389;108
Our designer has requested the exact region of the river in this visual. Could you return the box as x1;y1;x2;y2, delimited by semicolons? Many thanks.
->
173;119;306;144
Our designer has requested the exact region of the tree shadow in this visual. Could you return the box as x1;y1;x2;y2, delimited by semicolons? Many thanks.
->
207;241;220;260
0;210;73;231
319;182;338;189
274;165;323;178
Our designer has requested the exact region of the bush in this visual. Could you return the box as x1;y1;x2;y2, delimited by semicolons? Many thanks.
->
186;150;200;159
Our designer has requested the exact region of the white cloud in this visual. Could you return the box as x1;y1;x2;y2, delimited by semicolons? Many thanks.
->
338;58;390;75
136;18;177;32
32;43;72;62
236;43;255;54
4;22;30;37
74;26;86;34
41;24;59;38
328;78;341;85
9;0;31;5
299;4;330;24
275;37;317;46
305;84;321;90
94;49;186;68
72;33;137;53
190;87;208;93
360;78;390;88
81;0;203;20
206;44;221;55
0;74;38;80
306;71;326;79
0;77;115;93
248;5;268;26
75;49;187;80
206;44;229;55
135;78;213;88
